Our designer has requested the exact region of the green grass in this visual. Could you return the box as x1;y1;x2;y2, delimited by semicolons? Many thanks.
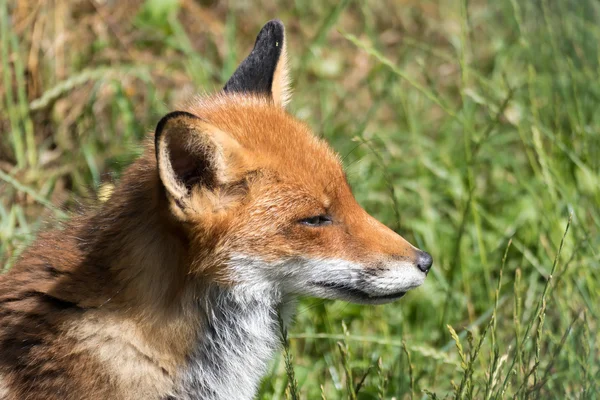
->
1;0;599;398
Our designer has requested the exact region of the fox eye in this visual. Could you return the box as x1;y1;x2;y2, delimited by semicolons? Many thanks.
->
299;215;332;227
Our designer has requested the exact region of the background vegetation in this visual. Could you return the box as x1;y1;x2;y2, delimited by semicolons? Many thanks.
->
1;0;599;398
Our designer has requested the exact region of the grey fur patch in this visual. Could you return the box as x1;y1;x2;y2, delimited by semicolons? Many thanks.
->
172;286;285;400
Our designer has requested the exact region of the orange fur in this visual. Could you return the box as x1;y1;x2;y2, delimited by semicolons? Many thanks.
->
0;20;430;400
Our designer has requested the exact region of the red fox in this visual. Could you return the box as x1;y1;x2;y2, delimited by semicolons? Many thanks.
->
0;20;432;400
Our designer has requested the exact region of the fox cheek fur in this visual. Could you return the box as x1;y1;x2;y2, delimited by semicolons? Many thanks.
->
0;20;431;400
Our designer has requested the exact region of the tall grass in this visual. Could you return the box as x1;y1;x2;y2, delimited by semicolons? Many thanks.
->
1;0;598;398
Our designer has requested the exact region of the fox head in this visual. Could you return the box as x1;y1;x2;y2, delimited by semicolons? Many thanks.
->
154;20;432;304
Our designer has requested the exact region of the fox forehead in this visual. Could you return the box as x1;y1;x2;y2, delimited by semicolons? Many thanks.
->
184;93;346;195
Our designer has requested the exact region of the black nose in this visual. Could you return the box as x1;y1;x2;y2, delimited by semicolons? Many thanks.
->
416;251;433;273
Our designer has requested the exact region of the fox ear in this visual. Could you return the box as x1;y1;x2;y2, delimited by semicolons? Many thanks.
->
154;111;240;219
223;19;291;107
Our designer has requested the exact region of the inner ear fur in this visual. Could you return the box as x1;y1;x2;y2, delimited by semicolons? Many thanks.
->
154;111;243;218
223;19;291;107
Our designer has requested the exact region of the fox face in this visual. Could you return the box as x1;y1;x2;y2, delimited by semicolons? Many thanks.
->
156;20;432;305
0;19;433;400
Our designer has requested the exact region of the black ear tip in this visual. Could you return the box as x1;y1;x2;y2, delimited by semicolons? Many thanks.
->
222;19;287;95
155;111;196;140
262;19;285;33
255;19;285;46
154;111;198;159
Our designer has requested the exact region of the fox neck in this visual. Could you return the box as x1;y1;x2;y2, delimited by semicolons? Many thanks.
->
79;155;296;398
174;285;293;400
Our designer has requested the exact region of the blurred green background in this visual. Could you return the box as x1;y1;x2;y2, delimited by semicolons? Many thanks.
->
1;0;599;398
